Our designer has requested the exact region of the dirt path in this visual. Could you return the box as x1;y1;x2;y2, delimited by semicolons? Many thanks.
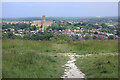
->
58;53;117;78
58;53;92;78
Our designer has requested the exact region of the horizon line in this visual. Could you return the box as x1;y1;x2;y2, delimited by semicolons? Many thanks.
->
2;16;118;18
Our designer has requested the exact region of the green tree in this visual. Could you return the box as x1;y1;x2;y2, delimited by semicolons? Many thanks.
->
94;32;98;34
7;32;16;39
101;23;108;28
93;36;97;40
84;34;91;40
33;25;37;30
2;33;8;39
74;35;79;40
23;33;31;40
108;35;114;40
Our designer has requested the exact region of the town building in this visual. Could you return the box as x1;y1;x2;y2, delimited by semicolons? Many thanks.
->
31;16;53;28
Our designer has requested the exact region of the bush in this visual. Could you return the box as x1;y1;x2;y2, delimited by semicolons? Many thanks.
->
84;34;91;40
108;35;114;40
93;36;97;40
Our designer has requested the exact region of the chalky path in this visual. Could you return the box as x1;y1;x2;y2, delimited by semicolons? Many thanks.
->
58;53;92;78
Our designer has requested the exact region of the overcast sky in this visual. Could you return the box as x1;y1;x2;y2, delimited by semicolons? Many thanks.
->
2;2;118;17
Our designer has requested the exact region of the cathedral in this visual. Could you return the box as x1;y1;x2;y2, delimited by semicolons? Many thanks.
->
31;16;53;28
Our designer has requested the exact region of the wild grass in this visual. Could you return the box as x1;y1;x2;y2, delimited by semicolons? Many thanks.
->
2;39;69;78
76;54;118;78
2;39;118;78
51;40;118;54
3;39;54;53
67;40;118;54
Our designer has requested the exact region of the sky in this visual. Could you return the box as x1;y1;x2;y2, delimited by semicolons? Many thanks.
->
2;2;118;18
1;0;119;2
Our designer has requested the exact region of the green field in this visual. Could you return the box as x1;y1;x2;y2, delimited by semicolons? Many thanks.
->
2;39;118;78
76;54;118;78
68;40;118;54
2;39;69;78
2;39;118;54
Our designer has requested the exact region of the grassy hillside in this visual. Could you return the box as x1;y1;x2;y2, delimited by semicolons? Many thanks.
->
3;39;118;54
68;40;118;54
76;54;118;78
2;39;118;78
2;39;69;78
